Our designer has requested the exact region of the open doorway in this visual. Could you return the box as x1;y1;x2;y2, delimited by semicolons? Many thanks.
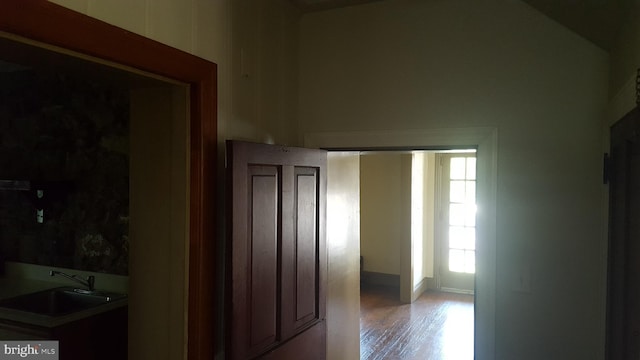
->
0;34;189;359
0;3;218;356
359;150;477;296
358;149;475;359
316;127;497;359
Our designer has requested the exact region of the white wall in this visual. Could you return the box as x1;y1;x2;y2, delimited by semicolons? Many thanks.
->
231;0;301;145
608;3;640;121
300;0;609;359
49;0;300;146
48;0;235;140
609;2;640;103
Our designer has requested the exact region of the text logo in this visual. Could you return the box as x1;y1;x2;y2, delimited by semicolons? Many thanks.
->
0;342;58;360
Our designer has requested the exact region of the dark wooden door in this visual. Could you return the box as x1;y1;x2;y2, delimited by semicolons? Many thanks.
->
226;141;327;360
606;107;640;360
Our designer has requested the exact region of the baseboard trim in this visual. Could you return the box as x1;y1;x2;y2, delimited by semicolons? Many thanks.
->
440;286;475;295
411;277;429;302
361;271;400;287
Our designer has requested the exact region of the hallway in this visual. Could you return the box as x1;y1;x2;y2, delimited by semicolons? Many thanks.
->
360;285;474;360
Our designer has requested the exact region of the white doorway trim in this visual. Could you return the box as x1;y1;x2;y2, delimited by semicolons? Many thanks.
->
305;127;498;360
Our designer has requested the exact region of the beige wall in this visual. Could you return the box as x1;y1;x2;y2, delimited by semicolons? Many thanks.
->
130;85;188;360
300;1;609;359
360;151;436;302
360;153;405;275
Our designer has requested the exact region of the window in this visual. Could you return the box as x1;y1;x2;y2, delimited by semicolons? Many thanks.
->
446;156;476;274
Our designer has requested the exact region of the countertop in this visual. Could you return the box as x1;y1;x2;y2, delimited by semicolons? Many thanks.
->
0;278;127;328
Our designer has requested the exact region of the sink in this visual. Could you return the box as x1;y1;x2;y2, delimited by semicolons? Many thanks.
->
0;287;126;316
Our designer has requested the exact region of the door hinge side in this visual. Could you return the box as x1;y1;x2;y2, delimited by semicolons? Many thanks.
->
603;153;610;185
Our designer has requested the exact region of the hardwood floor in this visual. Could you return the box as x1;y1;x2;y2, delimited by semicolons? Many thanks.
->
360;284;474;360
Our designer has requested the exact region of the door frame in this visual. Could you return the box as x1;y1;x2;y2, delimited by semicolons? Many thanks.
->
305;127;497;360
0;2;217;359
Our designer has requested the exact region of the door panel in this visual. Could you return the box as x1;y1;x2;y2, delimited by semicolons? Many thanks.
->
607;107;640;360
281;166;322;339
248;166;279;351
260;321;326;360
628;146;640;358
294;168;319;327
227;141;327;360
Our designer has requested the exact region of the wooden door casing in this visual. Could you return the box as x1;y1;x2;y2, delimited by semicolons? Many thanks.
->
0;3;217;359
227;141;327;360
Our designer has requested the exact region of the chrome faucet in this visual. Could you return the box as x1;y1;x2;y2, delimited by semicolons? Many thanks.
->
50;270;95;292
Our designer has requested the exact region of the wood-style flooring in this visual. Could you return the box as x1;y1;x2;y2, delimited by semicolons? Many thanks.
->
360;284;474;360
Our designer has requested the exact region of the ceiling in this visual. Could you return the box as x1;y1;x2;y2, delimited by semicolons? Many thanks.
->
520;0;627;51
293;0;631;52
